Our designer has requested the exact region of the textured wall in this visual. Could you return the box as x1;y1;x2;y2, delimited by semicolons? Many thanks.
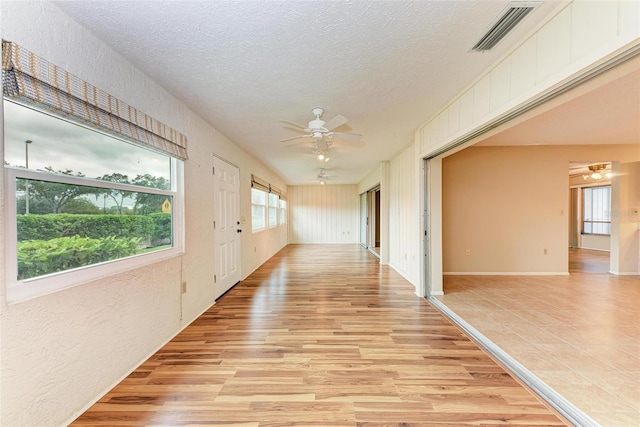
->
0;2;286;426
288;185;359;244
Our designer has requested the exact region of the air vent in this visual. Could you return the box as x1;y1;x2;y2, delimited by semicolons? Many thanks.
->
472;2;541;52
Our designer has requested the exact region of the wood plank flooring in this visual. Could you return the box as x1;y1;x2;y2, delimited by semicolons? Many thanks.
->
72;244;566;426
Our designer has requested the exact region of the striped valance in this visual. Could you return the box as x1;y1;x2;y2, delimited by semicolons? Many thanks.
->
270;184;286;200
251;174;270;192
251;174;286;200
2;40;188;160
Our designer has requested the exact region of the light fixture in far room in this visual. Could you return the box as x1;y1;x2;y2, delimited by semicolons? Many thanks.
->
582;164;611;180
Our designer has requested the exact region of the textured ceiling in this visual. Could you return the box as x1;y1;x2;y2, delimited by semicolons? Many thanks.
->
55;0;561;184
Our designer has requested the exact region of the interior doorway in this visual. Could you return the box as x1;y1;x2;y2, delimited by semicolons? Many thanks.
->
568;161;612;273
359;186;381;258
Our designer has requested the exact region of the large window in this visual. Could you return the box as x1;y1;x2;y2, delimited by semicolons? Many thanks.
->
251;188;267;232
583;186;611;235
4;100;183;302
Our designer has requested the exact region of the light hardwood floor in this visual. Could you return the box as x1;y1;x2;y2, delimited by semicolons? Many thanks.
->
437;249;640;427
72;244;565;426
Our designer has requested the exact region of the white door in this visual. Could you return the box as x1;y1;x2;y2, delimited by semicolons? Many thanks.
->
213;157;241;299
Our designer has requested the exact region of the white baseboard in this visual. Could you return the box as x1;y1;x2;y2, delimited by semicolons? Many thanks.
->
610;271;640;276
444;271;570;276
578;247;610;252
389;262;418;287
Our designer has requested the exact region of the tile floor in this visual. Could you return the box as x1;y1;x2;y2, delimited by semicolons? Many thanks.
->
435;249;639;427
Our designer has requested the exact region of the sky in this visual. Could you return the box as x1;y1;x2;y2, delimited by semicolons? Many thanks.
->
3;100;171;181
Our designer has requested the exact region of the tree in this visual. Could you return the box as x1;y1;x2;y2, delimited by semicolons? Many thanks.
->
132;174;170;215
24;167;99;213
97;173;133;215
16;196;54;214
61;197;102;214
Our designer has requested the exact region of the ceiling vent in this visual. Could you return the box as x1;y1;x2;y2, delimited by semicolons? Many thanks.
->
471;2;541;52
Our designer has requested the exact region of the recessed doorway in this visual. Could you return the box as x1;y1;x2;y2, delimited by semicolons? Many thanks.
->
359;185;381;258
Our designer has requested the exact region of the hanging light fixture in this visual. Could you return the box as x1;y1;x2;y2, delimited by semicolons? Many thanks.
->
314;149;330;162
317;168;329;185
582;164;610;180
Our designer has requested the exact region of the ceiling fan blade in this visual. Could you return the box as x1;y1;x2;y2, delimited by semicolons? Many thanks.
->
279;120;308;130
280;135;311;145
331;132;363;143
323;114;348;131
280;134;310;143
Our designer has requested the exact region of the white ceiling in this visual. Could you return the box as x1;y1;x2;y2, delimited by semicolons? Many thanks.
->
54;0;563;184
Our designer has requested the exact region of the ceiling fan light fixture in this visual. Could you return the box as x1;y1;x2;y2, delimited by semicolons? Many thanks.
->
583;163;610;180
317;152;325;160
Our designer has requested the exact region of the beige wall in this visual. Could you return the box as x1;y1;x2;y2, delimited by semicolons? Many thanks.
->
612;160;640;274
357;163;381;194
288;185;359;244
442;145;640;274
0;2;287;425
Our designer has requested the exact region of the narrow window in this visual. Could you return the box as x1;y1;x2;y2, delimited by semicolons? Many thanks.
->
251;188;267;232
582;186;611;235
268;193;279;228
279;199;287;225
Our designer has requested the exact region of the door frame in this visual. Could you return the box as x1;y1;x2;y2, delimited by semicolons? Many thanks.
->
212;155;241;300
359;185;381;259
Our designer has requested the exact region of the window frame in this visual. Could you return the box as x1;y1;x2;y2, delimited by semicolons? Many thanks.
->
581;185;611;236
268;192;279;229
251;187;267;233
4;157;184;304
279;199;287;226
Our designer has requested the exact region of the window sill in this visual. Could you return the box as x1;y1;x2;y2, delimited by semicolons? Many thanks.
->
7;247;183;305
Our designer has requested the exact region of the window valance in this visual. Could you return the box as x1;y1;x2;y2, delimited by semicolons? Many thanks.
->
251;174;270;192
251;174;286;200
2;40;188;160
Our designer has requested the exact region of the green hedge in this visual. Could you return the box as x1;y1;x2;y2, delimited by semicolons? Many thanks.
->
149;213;172;241
17;214;159;241
18;236;140;280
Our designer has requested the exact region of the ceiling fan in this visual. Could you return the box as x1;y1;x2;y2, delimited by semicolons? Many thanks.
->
316;168;336;185
280;107;363;145
582;163;612;181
